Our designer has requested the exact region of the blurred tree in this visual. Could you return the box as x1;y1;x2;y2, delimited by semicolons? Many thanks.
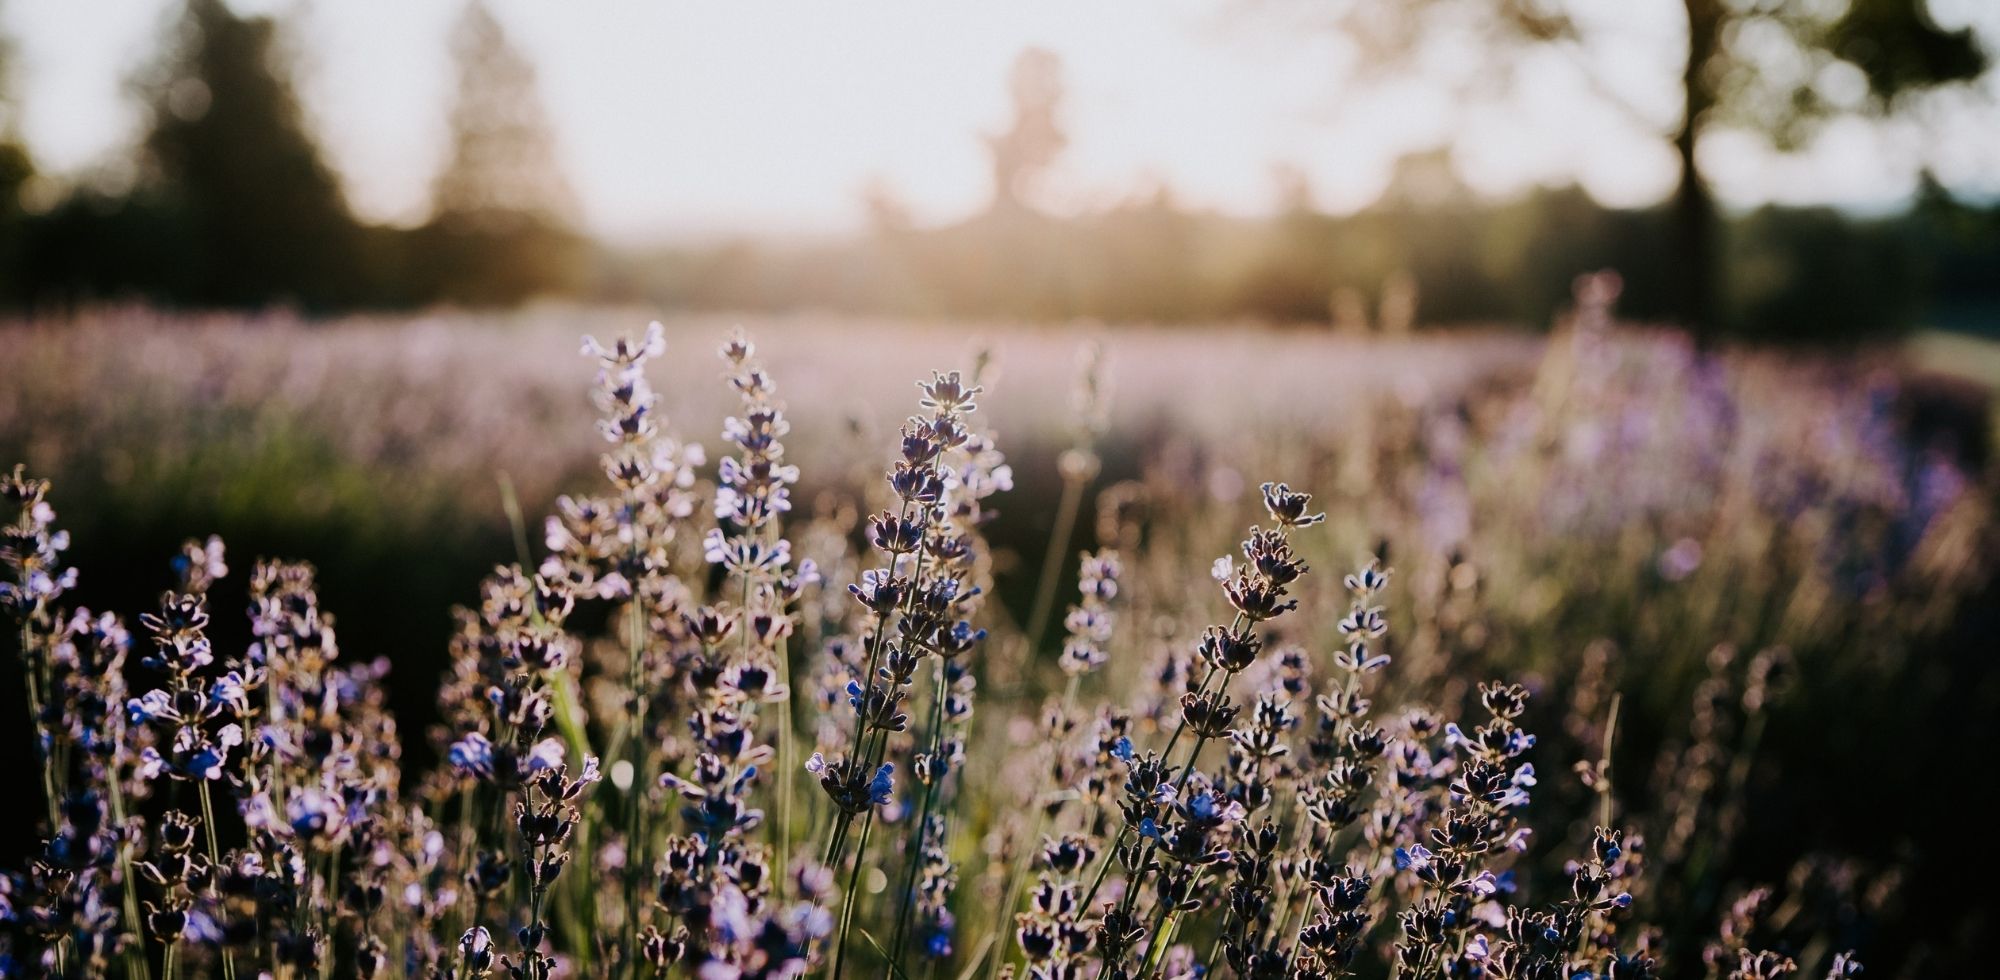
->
1305;0;1989;339
417;0;587;307
1231;166;1344;322
985;47;1067;213
134;0;368;308
0;2;35;302
1727;202;1919;342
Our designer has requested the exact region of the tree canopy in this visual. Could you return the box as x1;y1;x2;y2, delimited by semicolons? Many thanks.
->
135;0;367;307
417;0;587;307
1304;0;1992;334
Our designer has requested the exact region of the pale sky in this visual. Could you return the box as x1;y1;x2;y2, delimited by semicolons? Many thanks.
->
4;0;1997;244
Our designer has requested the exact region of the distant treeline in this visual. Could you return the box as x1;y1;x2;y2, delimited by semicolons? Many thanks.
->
9;179;1998;341
598;182;2000;340
4;187;584;311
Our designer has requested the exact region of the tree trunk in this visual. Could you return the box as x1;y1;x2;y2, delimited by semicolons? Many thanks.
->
1676;0;1722;344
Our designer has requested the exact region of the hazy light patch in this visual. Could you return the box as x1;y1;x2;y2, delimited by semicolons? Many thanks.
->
1921;75;2000;199
1;0;168;178
1297;78;1460;213
1705;118;1922;212
294;1;460;227
4;0;1996;240
1576;129;1681;210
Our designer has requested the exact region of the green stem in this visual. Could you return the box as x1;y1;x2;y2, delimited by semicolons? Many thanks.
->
1112;725;1219;953
196;781;238;980
830;809;879;980
777;667;796;885
751;573;799;904
620;590;646;979
1023;474;1085;658
1598;692;1622;829
819;504;935;970
22;623;59;830
1101;660;1225;915
842;506;917;763
107;776;152;980
316;847;339;980
450;786;476;945
989;673;1081;979
497;472;534;573
1139;870;1204;977
1139;901;1176;972
1077;662;1223;915
764;559;793;898
819;505;926;871
824;811;854;867
1278;874;1320;974
888;656;951;967
1265;800;1313;948
196;781;221;865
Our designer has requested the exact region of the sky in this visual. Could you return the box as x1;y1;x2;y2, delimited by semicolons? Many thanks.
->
4;0;1998;244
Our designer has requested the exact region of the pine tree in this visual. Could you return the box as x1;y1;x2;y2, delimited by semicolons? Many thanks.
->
985;47;1067;213
0;2;35;302
419;0;585;306
137;0;367;308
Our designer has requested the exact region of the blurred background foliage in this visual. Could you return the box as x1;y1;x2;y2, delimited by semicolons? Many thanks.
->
0;0;1996;340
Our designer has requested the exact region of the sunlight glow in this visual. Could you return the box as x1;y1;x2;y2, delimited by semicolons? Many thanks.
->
4;0;1994;243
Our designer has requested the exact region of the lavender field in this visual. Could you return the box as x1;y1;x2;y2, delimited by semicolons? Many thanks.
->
3;296;1995;979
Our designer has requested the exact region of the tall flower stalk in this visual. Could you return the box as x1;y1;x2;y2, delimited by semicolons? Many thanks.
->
1070;483;1320;971
707;329;811;895
814;369;995;979
556;321;701;972
996;547;1120;978
1022;341;1109;656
